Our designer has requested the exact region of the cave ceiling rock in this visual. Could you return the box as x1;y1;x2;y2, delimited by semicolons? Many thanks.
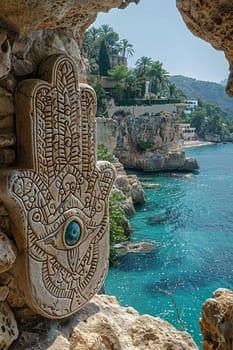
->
177;0;233;96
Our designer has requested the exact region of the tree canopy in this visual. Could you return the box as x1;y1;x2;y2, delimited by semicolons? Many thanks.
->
82;24;134;76
85;23;231;133
185;98;233;139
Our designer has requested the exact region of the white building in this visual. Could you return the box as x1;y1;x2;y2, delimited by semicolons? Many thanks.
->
179;123;196;140
184;99;198;114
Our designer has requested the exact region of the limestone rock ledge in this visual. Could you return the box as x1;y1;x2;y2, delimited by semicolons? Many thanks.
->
11;294;198;350
112;159;145;218
0;0;139;36
0;301;18;350
176;0;233;96
111;113;199;172
200;288;233;350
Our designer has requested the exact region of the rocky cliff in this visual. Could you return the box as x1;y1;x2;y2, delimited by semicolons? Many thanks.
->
0;1;139;35
105;112;199;172
200;288;233;350
0;3;198;349
10;294;198;350
176;0;233;97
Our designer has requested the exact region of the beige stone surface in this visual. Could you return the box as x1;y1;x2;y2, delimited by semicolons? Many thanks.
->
111;112;198;172
0;149;15;166
0;88;14;117
96;118;118;152
0;286;9;302
0;0;139;35
112;167;145;219
0;134;15;149
0;31;11;80
47;336;70;350
0;115;14;133
176;0;233;95
58;295;198;350
200;288;233;350
11;29;86;80
0;55;116;319
112;159;126;176
11;294;198;350
0;301;18;350
115;175;145;204
0;272;25;308
0;231;16;274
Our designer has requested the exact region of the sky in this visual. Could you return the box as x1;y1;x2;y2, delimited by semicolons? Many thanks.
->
93;0;229;83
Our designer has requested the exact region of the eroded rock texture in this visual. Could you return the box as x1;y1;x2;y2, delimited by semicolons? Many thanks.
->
0;0;139;343
0;302;18;350
200;288;233;350
113;158;145;217
0;1;139;36
176;0;233;95
11;294;198;350
110;112;198;172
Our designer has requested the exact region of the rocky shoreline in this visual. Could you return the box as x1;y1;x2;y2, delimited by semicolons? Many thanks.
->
10;294;198;350
97;113;199;173
183;140;215;148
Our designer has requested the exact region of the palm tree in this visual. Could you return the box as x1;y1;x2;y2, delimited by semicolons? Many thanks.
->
135;57;153;97
83;27;101;60
147;61;169;96
111;42;121;56
105;32;120;54
125;71;141;99
82;31;93;57
135;56;153;78
168;83;177;98
88;27;101;43
99;24;114;36
119;39;134;58
99;25;120;55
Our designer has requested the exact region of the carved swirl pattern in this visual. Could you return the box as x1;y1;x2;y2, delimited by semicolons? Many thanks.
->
1;55;116;318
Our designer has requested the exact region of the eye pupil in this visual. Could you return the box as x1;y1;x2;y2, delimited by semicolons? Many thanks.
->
65;221;81;246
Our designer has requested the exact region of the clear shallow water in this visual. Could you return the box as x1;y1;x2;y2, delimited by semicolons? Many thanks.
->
105;144;233;348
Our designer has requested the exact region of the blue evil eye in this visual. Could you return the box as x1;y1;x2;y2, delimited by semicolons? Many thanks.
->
64;221;81;246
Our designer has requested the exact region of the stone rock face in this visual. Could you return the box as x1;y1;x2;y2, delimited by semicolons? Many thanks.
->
176;0;233;96
0;301;18;350
204;134;222;143
0;31;11;80
0;0;227;347
11;294;198;350
0;272;25;308
96;118;118;152
12;29;86;79
114;175;145;205
112;159;145;219
0;231;16;274
0;0;139;35
115;241;156;256
111;113;199;172
200;288;233;350
111;159;145;236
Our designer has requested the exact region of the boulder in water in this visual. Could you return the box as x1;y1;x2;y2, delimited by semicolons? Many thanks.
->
147;215;167;225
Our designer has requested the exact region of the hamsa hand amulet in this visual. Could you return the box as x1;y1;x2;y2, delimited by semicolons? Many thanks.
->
0;55;116;318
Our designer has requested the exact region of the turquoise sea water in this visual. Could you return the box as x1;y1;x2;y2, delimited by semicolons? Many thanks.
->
105;144;233;348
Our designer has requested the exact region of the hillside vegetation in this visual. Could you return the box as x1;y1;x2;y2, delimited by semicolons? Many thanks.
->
83;25;185;114
169;75;233;118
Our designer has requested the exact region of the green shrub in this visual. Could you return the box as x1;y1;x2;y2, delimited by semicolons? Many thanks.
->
109;191;128;265
137;140;155;151
93;82;108;118
97;144;128;265
97;144;114;162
